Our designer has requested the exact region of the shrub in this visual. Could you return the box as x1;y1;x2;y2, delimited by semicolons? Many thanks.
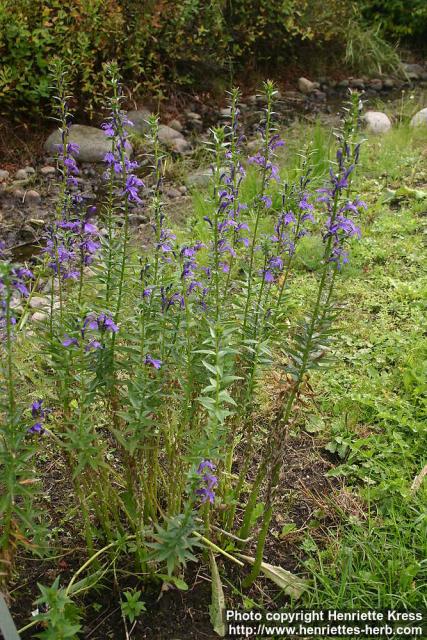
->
0;0;402;116
361;0;427;40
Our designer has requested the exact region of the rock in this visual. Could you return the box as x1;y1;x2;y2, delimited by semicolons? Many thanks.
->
158;125;191;154
31;311;48;322
410;108;427;127
173;138;191;154
178;185;187;195
298;77;318;94
219;107;232;118
24;166;36;175
185;114;203;132
382;77;394;90
13;188;24;201
312;89;327;101
15;169;28;180
349;78;365;89
165;187;181;199
0;169;9;182
129;213;147;227
338;79;349;89
169;119;183;132
29;296;49;310
45;125;123;163
185;111;202;121
40;165;56;176
246;139;260;152
403;63;425;80
369;78;383;91
126;109;151;135
25;190;41;206
363;111;392;134
186;169;212;188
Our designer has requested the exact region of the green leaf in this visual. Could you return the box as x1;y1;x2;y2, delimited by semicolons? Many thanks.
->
237;554;307;599
157;574;189;591
209;552;226;637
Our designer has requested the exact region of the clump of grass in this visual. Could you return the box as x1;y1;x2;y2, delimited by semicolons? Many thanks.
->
345;21;403;77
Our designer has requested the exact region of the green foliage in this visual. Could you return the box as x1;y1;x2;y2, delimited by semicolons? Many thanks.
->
345;22;403;76
361;0;427;39
120;589;146;624
300;123;427;611
148;514;202;576
34;577;83;639
0;0;125;115
0;0;413;115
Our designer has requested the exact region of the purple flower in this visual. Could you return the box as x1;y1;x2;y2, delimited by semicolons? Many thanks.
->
31;400;44;417
62;335;79;347
28;399;50;435
196;460;218;505
123;174;144;204
261;195;272;208
28;422;45;435
85;339;102;351
83;312;119;334
144;354;162;369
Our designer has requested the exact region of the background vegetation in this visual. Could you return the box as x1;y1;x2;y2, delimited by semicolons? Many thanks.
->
1;0;426;116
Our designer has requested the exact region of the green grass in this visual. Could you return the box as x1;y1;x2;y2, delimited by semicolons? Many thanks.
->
294;124;427;610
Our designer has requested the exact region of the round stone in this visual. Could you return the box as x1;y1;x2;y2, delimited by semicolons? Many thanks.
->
363;111;392;134
410;108;427;127
45;124;130;163
25;190;41;206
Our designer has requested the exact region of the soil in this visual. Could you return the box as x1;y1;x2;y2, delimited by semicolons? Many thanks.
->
5;422;349;639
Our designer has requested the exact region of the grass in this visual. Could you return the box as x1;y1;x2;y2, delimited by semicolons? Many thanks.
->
290;122;427;610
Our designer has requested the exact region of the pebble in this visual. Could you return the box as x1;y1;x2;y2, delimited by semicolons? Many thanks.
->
31;311;48;322
24;166;36;175
40;165;56;176
0;169;10;182
25;190;41;206
29;296;50;309
382;77;394;90
369;79;383;91
185;111;202;121
165;187;181;199
13;188;25;201
298;77;318;94
169;119;183;132
15;169;28;180
349;78;365;89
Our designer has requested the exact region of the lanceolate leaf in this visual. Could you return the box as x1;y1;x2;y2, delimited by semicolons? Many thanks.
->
209;552;226;637
237;554;308;599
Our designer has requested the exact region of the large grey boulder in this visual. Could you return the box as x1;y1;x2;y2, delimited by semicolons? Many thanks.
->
45;125;125;163
158;125;191;154
363;111;392;134
410;108;427;127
